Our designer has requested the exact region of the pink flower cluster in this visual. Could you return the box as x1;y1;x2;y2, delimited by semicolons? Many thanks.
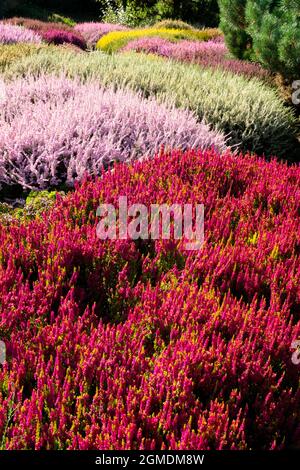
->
0;148;299;449
123;37;227;59
39;29;87;50
0;23;42;45
74;22;128;48
123;37;269;80
0;75;226;190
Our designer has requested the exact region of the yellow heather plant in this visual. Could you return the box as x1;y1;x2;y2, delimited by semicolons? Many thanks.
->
96;27;221;53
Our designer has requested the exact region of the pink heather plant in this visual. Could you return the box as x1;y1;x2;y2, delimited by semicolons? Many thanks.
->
123;37;227;60
0;75;226;190
123;37;270;80
0;23;42;45
74;22;128;48
0;148;299;449
39;29;87;50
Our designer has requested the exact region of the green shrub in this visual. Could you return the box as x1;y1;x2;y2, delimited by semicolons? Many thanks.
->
48;13;76;27
0;191;63;222
218;0;252;60
153;19;194;30
20;190;61;219
247;0;300;79
3;48;298;159
219;0;300;80
101;0;157;27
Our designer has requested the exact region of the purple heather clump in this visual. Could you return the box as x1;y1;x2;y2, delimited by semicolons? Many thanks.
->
40;29;87;50
122;37;270;80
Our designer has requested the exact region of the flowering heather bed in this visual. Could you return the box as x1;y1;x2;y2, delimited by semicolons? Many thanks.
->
39;30;87;50
0;148;299;449
2;18;86;49
3;17;74;33
74;22;128;48
0;24;42;45
122;37;270;80
96;27;221;53
4;50;297;159
0;75;226;190
0;44;45;72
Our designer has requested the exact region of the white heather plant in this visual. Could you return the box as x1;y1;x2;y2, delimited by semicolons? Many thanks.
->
0;75;227;190
4;48;298;159
0;23;42;45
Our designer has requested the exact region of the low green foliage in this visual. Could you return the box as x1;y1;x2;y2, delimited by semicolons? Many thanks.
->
153;19;194;30
0;44;62;72
0;44;43;72
0;190;62;222
48;13;76;27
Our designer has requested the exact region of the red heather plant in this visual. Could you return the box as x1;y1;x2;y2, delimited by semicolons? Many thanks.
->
0;148;299;449
0;75;226;191
40;30;87;50
0;23;42;45
122;37;270;81
74;22;128;48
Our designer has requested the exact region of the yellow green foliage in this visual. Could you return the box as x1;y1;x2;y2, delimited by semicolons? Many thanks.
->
96;27;221;53
0;44;59;72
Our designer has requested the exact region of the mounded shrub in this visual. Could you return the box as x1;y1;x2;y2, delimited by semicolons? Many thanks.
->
0;23;42;45
3;17;86;49
4;49;297;159
96;27;222;53
0;43;46;71
121;37;269;80
40;29;87;50
153;19;194;30
219;0;300;79
0;148;299;449
0;74;226;190
218;0;251;60
74;22;128;48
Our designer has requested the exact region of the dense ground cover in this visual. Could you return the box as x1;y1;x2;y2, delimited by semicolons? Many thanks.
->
0;148;299;449
74;22;128;49
38;29;86;49
0;44;81;72
122;37;270;80
1;18;87;49
96;27;221;53
0;14;299;452
3;48;297;159
0;23;42;45
0;74;226;191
